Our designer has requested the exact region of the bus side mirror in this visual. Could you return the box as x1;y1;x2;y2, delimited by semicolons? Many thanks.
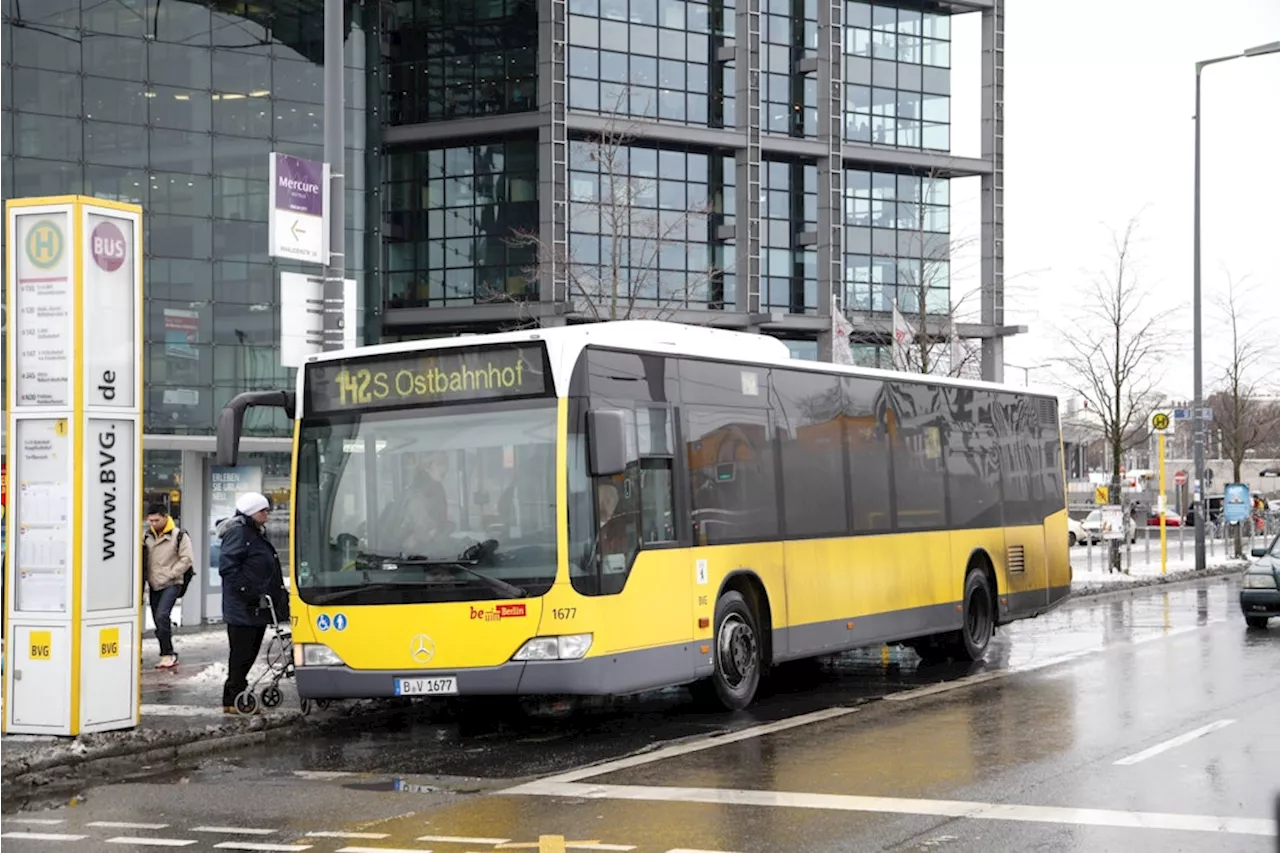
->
587;409;628;477
217;390;297;466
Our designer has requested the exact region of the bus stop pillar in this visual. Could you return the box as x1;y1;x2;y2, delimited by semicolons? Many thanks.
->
3;196;144;736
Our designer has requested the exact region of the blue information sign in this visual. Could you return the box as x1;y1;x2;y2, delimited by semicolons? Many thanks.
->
1223;483;1251;524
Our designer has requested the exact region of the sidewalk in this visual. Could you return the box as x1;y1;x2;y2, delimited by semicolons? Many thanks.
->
1070;546;1248;596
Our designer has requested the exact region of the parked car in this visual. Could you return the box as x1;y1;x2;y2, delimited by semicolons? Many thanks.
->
1080;508;1137;544
1067;516;1087;547
1146;510;1183;527
1241;535;1279;629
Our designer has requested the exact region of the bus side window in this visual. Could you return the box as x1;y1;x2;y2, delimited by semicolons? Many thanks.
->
639;458;676;543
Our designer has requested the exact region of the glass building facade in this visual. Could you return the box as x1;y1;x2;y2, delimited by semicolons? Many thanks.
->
1;0;373;623
380;0;1003;375
1;0;1007;619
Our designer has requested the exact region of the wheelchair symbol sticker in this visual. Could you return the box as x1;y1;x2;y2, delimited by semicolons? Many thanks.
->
316;614;331;632
333;613;348;631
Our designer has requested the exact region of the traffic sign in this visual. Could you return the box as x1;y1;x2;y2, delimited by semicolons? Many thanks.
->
1150;410;1174;435
268;153;329;265
1174;470;1187;487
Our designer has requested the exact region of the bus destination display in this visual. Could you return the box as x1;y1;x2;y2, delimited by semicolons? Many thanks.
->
306;343;550;413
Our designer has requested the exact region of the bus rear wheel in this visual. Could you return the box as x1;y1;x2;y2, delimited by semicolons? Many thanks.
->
952;568;995;661
700;590;762;711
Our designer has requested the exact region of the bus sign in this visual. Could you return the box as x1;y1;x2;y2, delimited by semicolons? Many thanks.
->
305;342;551;414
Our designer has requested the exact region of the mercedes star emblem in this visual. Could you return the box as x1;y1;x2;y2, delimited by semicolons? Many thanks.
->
410;634;435;664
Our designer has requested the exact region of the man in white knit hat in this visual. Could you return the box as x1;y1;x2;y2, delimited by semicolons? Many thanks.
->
216;491;289;712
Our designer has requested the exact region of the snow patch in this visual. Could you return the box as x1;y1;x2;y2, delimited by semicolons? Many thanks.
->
186;660;275;685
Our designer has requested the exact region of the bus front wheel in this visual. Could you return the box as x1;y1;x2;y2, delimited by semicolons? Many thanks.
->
701;590;762;711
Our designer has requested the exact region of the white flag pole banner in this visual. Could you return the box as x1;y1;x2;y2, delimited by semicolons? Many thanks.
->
891;299;914;371
831;309;855;366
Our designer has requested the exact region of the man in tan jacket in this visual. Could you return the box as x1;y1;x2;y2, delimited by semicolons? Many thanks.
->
143;503;195;669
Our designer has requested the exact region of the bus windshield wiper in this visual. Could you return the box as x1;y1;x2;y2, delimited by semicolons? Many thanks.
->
310;582;406;605
394;557;527;599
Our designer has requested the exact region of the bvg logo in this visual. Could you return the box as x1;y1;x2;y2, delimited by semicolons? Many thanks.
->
25;219;63;269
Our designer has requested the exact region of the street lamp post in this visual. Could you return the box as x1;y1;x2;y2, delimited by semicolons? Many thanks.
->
1192;40;1280;571
1004;362;1051;386
322;0;346;352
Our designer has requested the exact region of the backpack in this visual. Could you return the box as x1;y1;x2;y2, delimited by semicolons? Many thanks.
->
176;528;196;598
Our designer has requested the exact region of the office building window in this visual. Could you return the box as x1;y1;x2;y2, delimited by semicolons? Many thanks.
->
843;167;949;317
843;1;950;151
567;139;729;313
761;160;818;314
567;0;714;126
384;138;539;309
387;0;537;124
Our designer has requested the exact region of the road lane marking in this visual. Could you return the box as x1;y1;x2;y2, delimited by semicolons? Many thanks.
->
0;833;89;842
213;844;311;852
1113;719;1237;765
417;836;510;845
106;837;199;847
525;620;1218;786
306;832;392;839
194;827;278;835
502;781;1275;838
533;705;857;784
91;822;172;830
335;847;432;853
666;849;743;853
6;819;66;825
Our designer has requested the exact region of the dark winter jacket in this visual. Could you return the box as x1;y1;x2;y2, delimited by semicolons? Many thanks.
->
217;512;290;627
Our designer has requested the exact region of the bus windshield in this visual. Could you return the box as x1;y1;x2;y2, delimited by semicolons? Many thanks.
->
294;401;558;606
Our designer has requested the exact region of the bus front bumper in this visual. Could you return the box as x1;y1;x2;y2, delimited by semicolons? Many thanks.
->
296;647;698;700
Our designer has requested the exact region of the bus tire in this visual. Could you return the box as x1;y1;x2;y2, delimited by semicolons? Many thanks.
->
952;568;995;661
706;590;762;710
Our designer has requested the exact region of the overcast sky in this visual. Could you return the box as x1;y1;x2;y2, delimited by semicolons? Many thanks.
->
947;0;1279;401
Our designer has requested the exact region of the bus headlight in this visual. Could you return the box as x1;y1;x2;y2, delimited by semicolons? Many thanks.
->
512;634;593;661
295;644;345;667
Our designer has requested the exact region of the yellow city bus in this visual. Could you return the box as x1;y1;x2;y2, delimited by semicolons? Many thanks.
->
217;320;1070;710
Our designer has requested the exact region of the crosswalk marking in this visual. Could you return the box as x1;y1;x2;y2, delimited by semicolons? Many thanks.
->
335;846;433;853
0;832;88;842
213;843;312;852
417;837;510;846
90;822;172;830
105;837;199;847
193;827;278;836
6;819;66;826
305;832;392;840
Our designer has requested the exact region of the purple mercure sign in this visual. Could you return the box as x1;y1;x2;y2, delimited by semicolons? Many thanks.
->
274;154;325;217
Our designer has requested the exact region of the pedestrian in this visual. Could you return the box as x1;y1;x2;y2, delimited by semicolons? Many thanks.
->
142;504;194;669
217;492;289;713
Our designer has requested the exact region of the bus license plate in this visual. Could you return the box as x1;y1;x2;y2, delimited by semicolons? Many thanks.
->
394;677;458;696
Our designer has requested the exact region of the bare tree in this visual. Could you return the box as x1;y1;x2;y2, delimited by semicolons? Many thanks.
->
1209;271;1280;557
496;90;721;325
1055;215;1174;572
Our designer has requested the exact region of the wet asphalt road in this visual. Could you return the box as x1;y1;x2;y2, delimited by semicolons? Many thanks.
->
3;575;1278;852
